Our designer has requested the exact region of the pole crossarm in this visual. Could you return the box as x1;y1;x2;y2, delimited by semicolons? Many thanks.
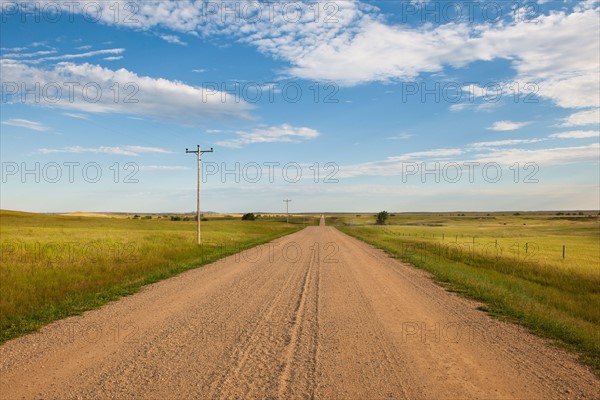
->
185;146;214;156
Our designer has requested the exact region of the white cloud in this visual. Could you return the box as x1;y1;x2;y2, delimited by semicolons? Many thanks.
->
470;138;545;148
549;130;599;139
36;1;599;110
2;49;57;58
470;143;599;167
1;118;49;131
139;165;191;171
38;145;172;156
282;17;477;85
124;145;172;154
22;48;126;64
487;121;531;131
1;46;28;52
558;109;600;127
449;103;470;112
0;60;252;121
159;34;187;46
337;143;599;178
62;112;90;120
104;56;123;61
402;148;463;158
215;124;319;148
385;133;414;140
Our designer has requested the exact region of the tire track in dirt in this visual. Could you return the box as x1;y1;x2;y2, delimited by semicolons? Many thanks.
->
277;233;321;400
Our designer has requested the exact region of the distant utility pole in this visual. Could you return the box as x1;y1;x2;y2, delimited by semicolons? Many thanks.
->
283;199;292;224
186;145;213;244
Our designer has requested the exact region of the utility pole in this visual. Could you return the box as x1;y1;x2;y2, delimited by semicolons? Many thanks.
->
283;199;292;224
186;145;213;244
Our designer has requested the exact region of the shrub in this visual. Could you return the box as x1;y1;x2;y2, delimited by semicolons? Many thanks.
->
242;213;257;221
375;211;389;225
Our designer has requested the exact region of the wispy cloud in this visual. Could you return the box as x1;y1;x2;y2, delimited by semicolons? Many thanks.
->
558;109;600;127
487;121;531;131
125;145;172;154
139;165;191;171
2;49;57;58
338;143;599;178
549;130;599;139
160;34;187;46
62;112;90;120
402;149;463;158
385;133;414;140
21;48;125;64
1;60;253;121
38;145;173;156
470;138;546;148
215;124;319;148
1;118;49;132
1;46;28;52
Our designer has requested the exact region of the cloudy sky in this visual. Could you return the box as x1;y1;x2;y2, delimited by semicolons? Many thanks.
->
1;0;599;213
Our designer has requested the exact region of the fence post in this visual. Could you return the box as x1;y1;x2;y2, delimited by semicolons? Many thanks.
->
562;245;566;259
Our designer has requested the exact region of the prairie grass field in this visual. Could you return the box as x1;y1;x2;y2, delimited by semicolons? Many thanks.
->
0;210;308;343
335;212;600;372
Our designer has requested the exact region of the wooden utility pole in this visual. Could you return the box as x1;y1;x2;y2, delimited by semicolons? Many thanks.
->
186;145;213;244
283;199;292;224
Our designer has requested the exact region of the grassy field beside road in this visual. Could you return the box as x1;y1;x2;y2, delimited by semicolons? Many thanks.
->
0;210;305;343
336;212;600;373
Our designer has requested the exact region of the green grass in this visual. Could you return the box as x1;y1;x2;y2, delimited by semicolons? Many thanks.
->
0;210;306;343
335;212;600;373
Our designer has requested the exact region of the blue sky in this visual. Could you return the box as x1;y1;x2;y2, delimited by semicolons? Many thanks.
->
1;0;599;213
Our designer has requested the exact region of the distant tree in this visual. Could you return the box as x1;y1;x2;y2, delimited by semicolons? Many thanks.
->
133;214;140;219
170;216;181;221
242;213;257;221
578;211;584;215
375;211;389;225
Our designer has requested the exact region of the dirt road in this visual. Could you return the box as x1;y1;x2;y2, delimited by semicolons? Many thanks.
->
1;226;597;399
